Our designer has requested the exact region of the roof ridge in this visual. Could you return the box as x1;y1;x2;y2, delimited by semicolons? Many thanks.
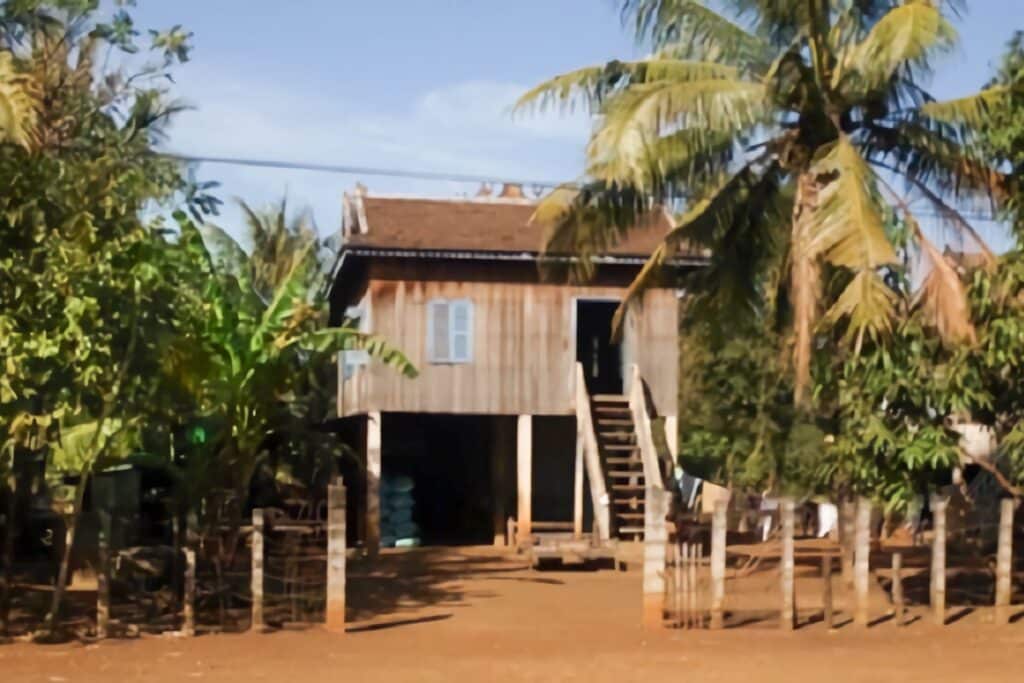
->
361;192;538;206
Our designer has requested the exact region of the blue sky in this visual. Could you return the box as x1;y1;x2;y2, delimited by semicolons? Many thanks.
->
131;1;1023;246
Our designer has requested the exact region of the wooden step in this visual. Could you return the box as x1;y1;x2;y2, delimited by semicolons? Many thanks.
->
617;525;645;535
613;497;644;507
599;431;636;441
594;404;630;414
603;444;640;452
605;456;641;466
615;512;645;521
610;483;645;492
608;470;644;479
592;394;628;403
595;418;633;428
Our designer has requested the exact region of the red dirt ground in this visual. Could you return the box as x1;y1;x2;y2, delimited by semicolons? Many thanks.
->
3;546;1023;682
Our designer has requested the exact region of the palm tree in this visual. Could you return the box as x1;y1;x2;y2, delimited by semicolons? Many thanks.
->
517;0;1014;404
238;198;320;301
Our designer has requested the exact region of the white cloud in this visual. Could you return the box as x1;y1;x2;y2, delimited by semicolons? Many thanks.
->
160;68;593;239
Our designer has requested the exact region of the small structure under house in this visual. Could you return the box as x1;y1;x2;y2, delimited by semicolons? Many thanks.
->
328;184;704;559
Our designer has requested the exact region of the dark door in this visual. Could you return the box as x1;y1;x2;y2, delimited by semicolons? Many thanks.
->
576;300;623;395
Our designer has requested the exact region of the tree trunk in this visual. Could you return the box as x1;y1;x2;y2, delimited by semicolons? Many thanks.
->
0;475;16;636
790;171;822;406
42;474;89;636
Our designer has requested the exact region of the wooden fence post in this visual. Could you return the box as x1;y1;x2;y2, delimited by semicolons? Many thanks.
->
840;498;855;590
780;498;795;631
892;552;904;627
854;497;871;627
995;498;1014;625
251;508;264;630
822;554;833;629
643;487;669;629
182;548;196;637
326;478;347;633
930;495;947;626
96;511;111;639
710;500;727;629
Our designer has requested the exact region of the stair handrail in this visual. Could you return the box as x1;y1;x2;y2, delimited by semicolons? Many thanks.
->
628;364;665;492
574;362;611;541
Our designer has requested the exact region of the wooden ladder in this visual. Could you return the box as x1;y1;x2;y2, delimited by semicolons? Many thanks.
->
591;394;646;541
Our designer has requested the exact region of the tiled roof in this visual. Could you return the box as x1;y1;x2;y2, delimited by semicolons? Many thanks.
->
341;193;685;258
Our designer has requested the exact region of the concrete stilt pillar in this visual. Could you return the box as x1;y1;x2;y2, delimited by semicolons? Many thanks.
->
366;411;382;556
492;419;508;547
517;415;532;542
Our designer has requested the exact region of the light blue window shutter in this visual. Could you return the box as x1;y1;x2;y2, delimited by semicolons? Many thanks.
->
450;299;473;363
427;299;450;363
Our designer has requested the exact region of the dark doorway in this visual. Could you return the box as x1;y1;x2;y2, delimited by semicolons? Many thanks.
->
576;300;623;395
381;413;497;546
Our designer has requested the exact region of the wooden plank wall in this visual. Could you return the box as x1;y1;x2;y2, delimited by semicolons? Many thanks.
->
339;274;678;418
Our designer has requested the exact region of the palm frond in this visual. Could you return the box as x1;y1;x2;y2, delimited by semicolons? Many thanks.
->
845;0;956;89
810;137;897;270
0;50;37;149
514;58;742;117
586;119;737;193
533;182;651;282
825;270;898;352
613;162;784;335
861;118;1008;205
921;85;1012;127
624;0;770;69
587;77;767;185
911;217;976;344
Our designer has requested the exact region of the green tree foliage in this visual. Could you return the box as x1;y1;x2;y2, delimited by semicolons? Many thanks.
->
518;0;1008;405
0;1;208;631
0;2;412;634
981;31;1024;237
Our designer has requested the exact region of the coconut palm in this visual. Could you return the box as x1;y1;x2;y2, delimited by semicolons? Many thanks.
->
237;198;320;301
517;0;1015;404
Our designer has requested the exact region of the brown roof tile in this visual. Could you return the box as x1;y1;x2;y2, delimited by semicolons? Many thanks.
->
343;195;682;257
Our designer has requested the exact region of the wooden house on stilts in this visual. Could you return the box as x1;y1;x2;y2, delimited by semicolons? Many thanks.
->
328;184;704;554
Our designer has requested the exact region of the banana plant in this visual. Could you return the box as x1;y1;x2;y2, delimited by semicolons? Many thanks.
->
163;213;414;582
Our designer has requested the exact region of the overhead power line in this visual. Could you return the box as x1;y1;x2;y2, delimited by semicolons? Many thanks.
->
161;152;571;191
162;151;1007;223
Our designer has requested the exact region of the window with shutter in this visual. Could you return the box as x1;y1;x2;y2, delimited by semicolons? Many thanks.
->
450;299;473;362
427;298;473;364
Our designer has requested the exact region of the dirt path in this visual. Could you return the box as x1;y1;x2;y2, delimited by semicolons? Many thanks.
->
3;546;1023;682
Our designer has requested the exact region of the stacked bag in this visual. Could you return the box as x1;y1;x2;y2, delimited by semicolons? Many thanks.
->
380;474;421;548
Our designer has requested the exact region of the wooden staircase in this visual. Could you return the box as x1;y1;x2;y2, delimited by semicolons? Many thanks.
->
591;394;646;540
